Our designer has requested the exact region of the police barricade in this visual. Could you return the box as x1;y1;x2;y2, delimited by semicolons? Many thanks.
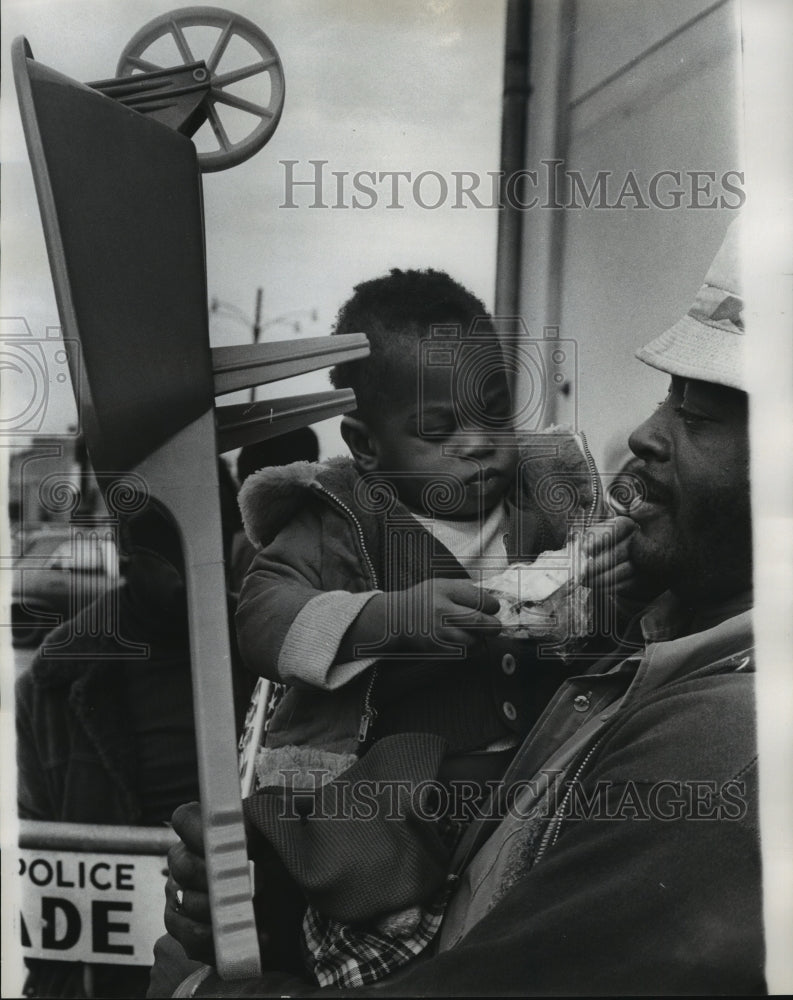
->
18;821;177;967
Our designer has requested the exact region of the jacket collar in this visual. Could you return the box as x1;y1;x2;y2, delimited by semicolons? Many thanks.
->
616;592;755;713
238;455;358;548
640;589;753;642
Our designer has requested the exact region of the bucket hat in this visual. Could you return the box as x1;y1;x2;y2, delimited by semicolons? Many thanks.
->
636;215;746;390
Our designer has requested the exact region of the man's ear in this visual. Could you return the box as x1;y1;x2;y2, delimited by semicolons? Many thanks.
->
341;416;380;472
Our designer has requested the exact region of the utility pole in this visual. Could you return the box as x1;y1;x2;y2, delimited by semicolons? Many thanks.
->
252;287;263;345
250;288;263;402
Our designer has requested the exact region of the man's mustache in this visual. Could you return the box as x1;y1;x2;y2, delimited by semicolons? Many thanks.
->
627;467;674;506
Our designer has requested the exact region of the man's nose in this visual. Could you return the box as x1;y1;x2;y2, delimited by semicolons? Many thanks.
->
628;407;671;462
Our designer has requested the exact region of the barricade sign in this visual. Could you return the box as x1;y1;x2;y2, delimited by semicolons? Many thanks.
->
18;849;168;965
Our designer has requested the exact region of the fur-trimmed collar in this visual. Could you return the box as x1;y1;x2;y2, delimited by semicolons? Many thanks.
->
239;455;358;548
238;428;598;549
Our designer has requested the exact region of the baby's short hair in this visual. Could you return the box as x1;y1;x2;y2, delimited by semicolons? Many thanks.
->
329;268;494;422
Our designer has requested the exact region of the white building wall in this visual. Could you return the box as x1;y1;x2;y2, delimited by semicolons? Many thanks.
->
516;0;742;473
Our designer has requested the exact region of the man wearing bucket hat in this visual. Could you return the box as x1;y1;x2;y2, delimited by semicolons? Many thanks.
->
151;217;765;996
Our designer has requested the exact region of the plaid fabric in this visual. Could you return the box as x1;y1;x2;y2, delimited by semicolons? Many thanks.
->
302;889;450;988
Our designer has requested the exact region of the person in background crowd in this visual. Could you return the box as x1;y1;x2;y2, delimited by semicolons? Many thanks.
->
16;463;253;999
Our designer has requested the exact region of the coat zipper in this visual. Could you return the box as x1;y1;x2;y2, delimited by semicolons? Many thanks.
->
577;430;600;528
314;483;379;589
534;736;603;863
313;482;380;743
358;674;378;742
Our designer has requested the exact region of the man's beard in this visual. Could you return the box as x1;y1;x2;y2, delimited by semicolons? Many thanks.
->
629;488;753;604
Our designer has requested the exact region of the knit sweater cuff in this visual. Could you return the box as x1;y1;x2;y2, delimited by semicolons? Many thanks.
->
278;590;381;690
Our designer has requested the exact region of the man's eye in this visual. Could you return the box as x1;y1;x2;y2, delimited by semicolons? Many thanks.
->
673;405;710;426
656;389;674;409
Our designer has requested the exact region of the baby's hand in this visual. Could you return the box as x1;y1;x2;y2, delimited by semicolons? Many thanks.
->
338;581;500;661
578;515;637;596
386;577;502;653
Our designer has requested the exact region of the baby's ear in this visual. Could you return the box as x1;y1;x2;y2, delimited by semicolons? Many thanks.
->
340;416;380;472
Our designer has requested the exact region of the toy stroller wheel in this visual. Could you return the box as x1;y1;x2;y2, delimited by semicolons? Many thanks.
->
116;6;285;172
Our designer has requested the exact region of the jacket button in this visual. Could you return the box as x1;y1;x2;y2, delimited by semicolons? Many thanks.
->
573;693;591;712
501;653;516;675
503;701;517;721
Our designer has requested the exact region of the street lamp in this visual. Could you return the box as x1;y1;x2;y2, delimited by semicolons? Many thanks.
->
209;292;261;341
209;292;319;400
260;308;319;337
209;293;318;343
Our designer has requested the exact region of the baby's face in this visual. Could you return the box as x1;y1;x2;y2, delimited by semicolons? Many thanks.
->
369;343;519;518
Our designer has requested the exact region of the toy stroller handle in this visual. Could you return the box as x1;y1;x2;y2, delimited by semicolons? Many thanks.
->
12;17;364;978
11;35;262;977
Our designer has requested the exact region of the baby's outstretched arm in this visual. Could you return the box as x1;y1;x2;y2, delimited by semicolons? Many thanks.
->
337;578;502;662
237;506;501;692
236;506;384;690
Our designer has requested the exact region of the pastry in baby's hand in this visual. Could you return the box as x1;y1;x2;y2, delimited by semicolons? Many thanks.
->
481;541;590;641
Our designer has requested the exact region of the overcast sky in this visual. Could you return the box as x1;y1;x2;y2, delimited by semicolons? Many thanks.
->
1;0;507;458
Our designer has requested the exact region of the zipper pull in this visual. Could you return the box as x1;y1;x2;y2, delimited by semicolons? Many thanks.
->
358;706;377;743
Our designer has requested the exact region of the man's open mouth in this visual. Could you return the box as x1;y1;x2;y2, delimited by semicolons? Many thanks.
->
628;470;672;515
